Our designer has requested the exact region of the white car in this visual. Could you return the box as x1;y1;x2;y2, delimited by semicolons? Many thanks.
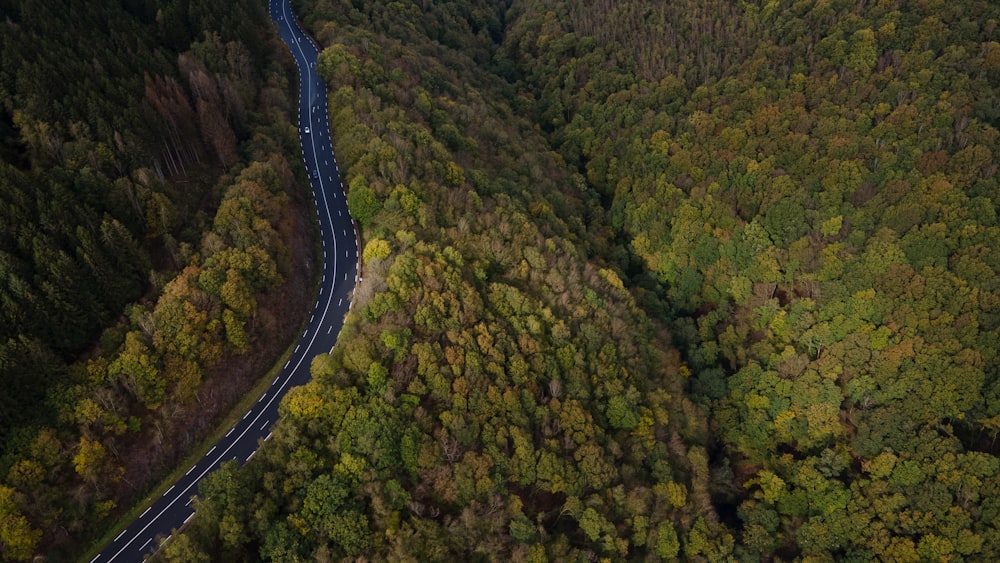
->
303;126;310;134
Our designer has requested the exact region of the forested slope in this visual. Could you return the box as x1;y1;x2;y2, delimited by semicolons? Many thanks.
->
506;0;1000;559
0;0;317;558
154;0;1000;561
160;0;723;560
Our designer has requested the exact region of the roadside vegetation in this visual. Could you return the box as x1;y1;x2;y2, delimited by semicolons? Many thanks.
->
0;0;317;558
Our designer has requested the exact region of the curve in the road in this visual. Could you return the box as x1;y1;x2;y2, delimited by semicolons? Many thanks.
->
91;2;356;561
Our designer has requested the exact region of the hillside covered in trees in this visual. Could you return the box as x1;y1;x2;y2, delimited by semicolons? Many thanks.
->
165;0;1000;560
4;0;1000;560
160;0;717;561
504;0;1000;558
164;0;1000;561
0;0;319;558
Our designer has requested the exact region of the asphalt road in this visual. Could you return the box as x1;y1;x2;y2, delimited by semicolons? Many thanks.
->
90;2;356;560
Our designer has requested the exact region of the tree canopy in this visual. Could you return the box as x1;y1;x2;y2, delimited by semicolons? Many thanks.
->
6;0;1000;559
0;0;318;557
505;0;1000;558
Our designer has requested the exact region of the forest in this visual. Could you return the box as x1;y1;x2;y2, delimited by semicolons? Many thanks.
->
0;0;319;558
148;0;999;561
2;0;999;560
503;0;1000;558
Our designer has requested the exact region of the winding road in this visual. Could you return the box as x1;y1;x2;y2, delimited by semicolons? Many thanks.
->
91;2;356;560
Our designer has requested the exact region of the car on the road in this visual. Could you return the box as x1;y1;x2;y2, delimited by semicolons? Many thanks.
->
312;170;319;178
304;126;310;134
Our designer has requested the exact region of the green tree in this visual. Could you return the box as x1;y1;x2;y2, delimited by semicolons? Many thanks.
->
300;473;371;556
0;485;41;561
347;176;381;227
656;521;680;560
109;331;163;409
